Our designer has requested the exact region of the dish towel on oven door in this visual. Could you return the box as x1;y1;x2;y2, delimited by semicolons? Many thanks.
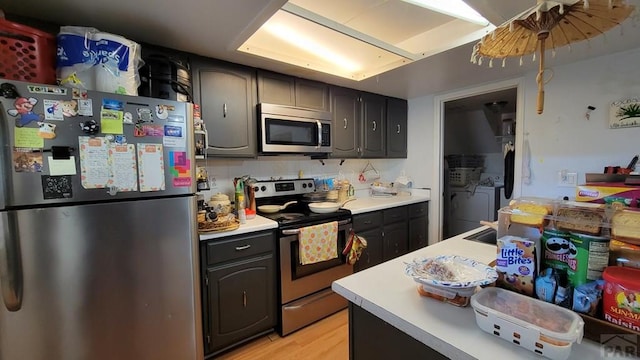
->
298;221;338;265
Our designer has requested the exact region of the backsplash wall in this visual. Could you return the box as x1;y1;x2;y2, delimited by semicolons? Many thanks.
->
197;157;409;200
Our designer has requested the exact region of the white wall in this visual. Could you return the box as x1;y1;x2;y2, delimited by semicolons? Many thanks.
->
519;47;640;199
405;46;640;243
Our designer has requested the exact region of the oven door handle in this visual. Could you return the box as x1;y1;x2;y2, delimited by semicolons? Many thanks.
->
281;219;351;235
316;121;322;148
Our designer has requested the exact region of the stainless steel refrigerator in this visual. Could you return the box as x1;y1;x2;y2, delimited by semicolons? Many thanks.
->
0;80;202;360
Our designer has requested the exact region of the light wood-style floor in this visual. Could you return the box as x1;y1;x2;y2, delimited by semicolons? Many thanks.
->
215;310;349;360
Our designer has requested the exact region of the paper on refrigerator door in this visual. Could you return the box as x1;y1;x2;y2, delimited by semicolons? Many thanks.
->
137;143;165;192
79;136;110;188
107;144;137;192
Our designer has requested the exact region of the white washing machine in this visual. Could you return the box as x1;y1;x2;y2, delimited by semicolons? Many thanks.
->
448;185;501;237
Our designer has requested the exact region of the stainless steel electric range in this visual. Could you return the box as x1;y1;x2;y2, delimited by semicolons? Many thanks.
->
253;178;353;336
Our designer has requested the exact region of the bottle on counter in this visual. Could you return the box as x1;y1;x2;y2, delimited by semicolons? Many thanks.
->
235;190;245;215
238;208;246;224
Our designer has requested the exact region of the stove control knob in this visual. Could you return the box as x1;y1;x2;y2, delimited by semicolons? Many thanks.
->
308;182;313;188
261;186;267;192
302;183;307;188
254;186;259;192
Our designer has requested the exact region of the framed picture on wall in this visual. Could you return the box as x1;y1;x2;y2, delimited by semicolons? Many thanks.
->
610;97;640;129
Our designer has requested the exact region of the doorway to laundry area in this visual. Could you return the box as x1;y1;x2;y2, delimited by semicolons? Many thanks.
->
433;78;524;241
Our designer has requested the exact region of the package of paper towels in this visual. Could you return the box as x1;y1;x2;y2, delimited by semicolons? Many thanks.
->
56;26;142;95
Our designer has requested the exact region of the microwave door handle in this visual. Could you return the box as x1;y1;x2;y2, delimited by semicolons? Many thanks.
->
0;211;23;311
316;121;322;148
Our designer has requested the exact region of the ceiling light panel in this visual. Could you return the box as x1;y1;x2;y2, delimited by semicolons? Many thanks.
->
239;10;408;80
239;0;494;81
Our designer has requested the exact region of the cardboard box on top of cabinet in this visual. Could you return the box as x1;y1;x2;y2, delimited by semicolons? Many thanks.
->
575;183;640;208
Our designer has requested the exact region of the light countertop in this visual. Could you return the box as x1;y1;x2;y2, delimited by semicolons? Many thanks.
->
332;229;604;360
342;188;430;214
199;190;431;241
199;215;278;240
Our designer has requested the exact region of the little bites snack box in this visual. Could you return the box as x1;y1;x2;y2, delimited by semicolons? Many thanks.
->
496;235;537;296
603;266;640;331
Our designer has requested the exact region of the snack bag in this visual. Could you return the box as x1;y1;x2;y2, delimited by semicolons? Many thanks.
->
496;235;537;296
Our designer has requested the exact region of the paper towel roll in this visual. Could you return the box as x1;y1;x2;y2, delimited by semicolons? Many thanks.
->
57;27;141;95
92;31;141;95
57;26;98;90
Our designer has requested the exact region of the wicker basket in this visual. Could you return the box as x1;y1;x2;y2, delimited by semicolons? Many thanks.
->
449;167;482;186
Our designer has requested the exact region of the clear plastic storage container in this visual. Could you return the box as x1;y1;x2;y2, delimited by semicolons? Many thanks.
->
471;287;584;360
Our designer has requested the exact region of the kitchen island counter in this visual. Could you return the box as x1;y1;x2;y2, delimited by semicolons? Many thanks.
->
332;229;604;360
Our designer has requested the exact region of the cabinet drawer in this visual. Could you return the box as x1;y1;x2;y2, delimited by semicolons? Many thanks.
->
383;206;407;224
206;231;274;265
353;212;383;231
408;202;428;218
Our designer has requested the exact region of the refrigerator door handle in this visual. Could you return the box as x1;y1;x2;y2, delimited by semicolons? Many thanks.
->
0;211;22;311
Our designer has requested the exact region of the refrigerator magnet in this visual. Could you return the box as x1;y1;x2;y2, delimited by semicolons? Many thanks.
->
36;122;57;139
137;108;153;123
1;82;20;99
13;147;43;173
142;124;163;137
123;112;134;124
100;109;124;134
155;105;169;119
102;99;124;111
61;100;78;117
80;120;100;135
26;85;67;96
7;97;43;127
163;125;185;148
71;88;88;100
43;99;64;121
78;99;93;116
41;175;72;199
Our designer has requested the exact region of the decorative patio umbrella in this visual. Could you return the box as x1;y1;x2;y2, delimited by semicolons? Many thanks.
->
471;0;635;114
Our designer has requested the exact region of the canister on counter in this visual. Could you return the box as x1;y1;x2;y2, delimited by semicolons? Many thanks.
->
602;266;640;331
541;229;572;273
568;232;610;286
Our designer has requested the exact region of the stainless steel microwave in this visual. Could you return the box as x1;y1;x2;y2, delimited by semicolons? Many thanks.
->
258;103;332;154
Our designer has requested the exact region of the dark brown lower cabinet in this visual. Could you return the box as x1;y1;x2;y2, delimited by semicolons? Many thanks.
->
409;202;429;251
353;202;428;272
201;230;276;358
349;303;448;360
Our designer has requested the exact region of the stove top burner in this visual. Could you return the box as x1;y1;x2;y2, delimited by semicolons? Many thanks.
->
272;213;305;221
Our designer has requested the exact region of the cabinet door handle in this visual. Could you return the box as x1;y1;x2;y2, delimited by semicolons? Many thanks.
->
243;291;247;307
235;244;251;251
372;120;377;132
343;118;348;129
223;103;227;117
397;124;401;134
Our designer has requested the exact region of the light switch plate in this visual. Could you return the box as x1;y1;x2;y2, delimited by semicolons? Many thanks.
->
557;171;578;187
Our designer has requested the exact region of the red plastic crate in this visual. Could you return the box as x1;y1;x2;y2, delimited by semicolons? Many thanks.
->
0;19;56;84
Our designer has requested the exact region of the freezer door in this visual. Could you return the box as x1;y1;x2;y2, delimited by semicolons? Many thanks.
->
0;80;195;208
0;196;203;360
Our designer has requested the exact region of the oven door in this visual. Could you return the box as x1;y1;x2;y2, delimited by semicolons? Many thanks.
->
259;114;331;154
279;219;353;304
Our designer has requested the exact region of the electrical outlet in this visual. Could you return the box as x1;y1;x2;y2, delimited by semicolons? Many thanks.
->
557;171;578;187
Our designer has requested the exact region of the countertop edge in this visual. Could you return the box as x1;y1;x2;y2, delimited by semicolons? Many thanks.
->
332;233;603;360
